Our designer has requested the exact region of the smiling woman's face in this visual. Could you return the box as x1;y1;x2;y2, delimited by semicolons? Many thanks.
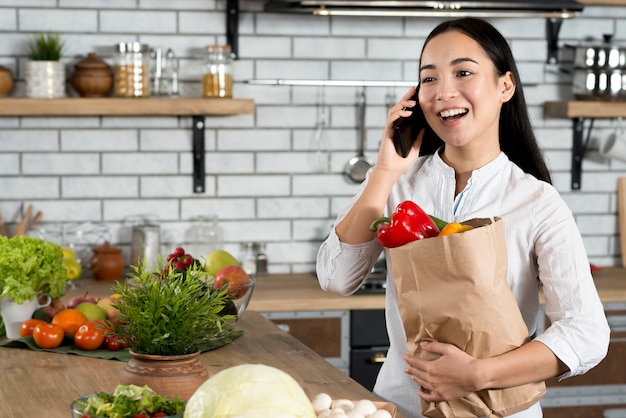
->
418;30;514;155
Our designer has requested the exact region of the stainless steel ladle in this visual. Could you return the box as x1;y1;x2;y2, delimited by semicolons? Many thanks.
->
345;89;374;183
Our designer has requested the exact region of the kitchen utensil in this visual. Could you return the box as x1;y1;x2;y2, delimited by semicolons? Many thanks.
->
13;204;33;236
310;86;330;172
618;177;626;268
345;89;374;183
129;217;161;269
600;118;626;162
0;210;6;236
562;35;626;101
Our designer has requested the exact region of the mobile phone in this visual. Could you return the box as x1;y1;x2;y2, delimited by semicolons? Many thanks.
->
393;87;426;158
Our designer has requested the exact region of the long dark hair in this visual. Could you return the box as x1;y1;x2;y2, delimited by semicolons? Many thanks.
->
418;17;552;184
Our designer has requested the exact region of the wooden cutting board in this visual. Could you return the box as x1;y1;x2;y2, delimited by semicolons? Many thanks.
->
618;177;626;268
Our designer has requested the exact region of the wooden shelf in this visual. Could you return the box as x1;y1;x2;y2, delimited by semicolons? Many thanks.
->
0;97;256;194
545;101;626;119
0;97;255;117
545;101;626;190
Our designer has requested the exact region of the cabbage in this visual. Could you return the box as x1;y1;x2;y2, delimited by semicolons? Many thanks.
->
184;364;317;418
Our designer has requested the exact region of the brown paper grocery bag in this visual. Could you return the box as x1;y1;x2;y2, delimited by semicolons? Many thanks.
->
389;218;545;418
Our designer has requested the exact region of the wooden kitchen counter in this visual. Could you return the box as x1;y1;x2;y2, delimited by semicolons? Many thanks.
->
0;311;403;417
66;272;388;311
68;268;626;313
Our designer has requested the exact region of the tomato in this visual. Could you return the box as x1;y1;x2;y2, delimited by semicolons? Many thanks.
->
32;323;64;349
132;414;148;418
104;335;128;351
19;318;46;337
52;308;87;335
74;321;105;351
151;413;168;418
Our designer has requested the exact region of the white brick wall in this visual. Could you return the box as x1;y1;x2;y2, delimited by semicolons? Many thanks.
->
1;2;626;272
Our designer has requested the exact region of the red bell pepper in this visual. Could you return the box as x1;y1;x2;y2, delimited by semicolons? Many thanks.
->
369;200;440;248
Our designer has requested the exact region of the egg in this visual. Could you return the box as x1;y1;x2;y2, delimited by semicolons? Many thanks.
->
332;399;355;412
353;399;377;415
369;409;393;418
312;392;333;413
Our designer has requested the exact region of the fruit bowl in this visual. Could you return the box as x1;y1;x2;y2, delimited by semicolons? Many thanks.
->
229;276;256;320
70;395;184;418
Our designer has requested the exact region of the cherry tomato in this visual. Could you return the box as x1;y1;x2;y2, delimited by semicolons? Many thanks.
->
19;318;46;337
105;335;128;351
151;413;168;418
132;414;148;418
74;321;105;351
32;323;64;349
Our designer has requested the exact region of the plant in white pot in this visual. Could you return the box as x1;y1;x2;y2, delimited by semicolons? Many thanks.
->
0;235;67;339
25;32;66;98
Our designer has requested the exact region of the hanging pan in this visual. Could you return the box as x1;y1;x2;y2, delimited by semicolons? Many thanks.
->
345;89;374;182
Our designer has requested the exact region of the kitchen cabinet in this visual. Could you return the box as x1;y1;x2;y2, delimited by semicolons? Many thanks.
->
0;96;255;193
544;101;626;190
262;310;350;374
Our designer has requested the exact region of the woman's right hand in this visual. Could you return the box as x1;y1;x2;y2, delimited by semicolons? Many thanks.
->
375;86;423;178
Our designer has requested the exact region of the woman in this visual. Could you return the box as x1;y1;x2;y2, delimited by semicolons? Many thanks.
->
316;17;610;417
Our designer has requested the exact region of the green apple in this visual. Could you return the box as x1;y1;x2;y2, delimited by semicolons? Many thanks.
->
204;249;239;276
75;302;107;321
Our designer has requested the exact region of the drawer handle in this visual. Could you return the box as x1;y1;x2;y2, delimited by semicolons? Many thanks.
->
370;352;386;364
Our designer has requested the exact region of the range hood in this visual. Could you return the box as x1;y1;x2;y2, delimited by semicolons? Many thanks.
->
264;0;584;18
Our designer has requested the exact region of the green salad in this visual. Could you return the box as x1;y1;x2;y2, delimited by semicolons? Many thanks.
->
73;384;185;418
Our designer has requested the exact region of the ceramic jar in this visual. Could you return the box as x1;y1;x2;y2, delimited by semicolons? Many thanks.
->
0;65;13;97
70;52;113;97
89;241;126;282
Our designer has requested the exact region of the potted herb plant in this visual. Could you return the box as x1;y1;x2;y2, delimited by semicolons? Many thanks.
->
114;257;243;401
25;32;66;98
0;235;66;339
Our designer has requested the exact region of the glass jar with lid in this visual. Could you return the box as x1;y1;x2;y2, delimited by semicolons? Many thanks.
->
202;45;233;98
114;42;150;97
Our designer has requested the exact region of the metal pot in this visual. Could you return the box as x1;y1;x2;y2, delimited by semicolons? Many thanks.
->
563;35;626;101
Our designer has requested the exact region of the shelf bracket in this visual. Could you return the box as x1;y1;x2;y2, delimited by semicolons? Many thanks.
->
546;18;563;64
226;0;239;59
571;117;594;190
192;115;206;194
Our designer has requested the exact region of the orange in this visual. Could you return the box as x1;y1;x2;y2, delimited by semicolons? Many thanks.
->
51;308;87;335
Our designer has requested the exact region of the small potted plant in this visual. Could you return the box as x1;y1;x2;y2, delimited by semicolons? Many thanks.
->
114;250;245;401
25;32;66;98
0;235;66;339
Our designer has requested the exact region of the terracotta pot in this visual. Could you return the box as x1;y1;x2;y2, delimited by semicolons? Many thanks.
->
121;350;209;401
0;65;13;97
89;241;125;282
70;52;113;97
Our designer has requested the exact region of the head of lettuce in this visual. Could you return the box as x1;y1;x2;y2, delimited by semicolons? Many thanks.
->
184;364;317;418
0;235;66;304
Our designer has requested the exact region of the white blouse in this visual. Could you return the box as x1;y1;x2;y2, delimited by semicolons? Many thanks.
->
316;151;610;418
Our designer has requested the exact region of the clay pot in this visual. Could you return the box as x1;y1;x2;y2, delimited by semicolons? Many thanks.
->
121;350;209;401
70;52;113;97
0;65;13;98
89;241;125;281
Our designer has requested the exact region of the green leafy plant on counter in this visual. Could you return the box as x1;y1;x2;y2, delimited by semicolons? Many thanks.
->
27;32;65;61
0;235;66;304
113;260;237;356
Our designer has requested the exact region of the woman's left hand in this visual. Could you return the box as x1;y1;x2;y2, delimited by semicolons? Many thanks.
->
403;341;482;402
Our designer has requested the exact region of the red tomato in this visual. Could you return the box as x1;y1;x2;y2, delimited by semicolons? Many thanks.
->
132;414;148;418
151;413;168;418
19;318;47;337
32;323;64;349
105;335;128;351
74;321;105;351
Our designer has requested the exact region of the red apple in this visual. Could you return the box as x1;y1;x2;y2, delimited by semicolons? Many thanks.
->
67;292;98;309
213;265;251;298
